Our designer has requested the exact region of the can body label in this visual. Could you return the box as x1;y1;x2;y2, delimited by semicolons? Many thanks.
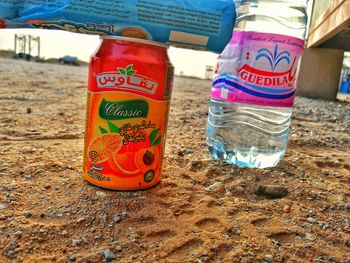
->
83;62;173;190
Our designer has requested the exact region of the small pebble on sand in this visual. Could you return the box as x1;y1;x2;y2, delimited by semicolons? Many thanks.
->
283;205;291;213
72;239;82;246
103;249;116;262
205;182;222;191
23;211;32;218
255;185;289;199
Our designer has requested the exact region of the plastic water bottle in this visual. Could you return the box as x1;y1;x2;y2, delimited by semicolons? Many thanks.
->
206;0;308;168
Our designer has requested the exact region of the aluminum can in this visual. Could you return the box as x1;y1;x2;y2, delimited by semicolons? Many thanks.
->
83;36;174;190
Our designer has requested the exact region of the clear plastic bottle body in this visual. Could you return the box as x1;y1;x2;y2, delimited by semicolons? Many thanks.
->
206;0;308;168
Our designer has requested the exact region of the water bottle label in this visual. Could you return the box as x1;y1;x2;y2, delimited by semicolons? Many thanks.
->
211;32;304;107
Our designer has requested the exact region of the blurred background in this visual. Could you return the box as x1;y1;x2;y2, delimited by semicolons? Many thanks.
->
0;29;218;79
0;0;349;101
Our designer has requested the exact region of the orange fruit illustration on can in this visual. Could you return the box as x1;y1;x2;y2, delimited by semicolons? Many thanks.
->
88;134;122;164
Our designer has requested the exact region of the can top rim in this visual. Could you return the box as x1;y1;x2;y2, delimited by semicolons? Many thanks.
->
100;36;169;48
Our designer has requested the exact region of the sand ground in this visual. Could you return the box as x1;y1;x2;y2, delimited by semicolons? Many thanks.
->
0;58;349;262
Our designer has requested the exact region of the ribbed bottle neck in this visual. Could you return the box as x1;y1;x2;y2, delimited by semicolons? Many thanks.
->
233;0;309;40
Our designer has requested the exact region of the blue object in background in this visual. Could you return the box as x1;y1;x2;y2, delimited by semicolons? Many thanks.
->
340;80;350;94
0;0;236;53
59;55;79;66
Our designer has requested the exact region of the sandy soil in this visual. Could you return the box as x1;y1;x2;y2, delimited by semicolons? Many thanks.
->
0;58;349;263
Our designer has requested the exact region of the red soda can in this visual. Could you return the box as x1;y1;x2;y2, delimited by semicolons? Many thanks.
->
83;36;174;190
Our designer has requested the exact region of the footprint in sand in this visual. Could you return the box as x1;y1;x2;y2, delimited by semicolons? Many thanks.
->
146;229;176;239
167;238;204;257
315;161;344;169
268;232;298;244
174;209;195;221
195;217;220;228
250;217;270;227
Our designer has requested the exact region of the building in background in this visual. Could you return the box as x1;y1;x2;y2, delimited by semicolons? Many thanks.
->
297;0;350;101
337;53;350;102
